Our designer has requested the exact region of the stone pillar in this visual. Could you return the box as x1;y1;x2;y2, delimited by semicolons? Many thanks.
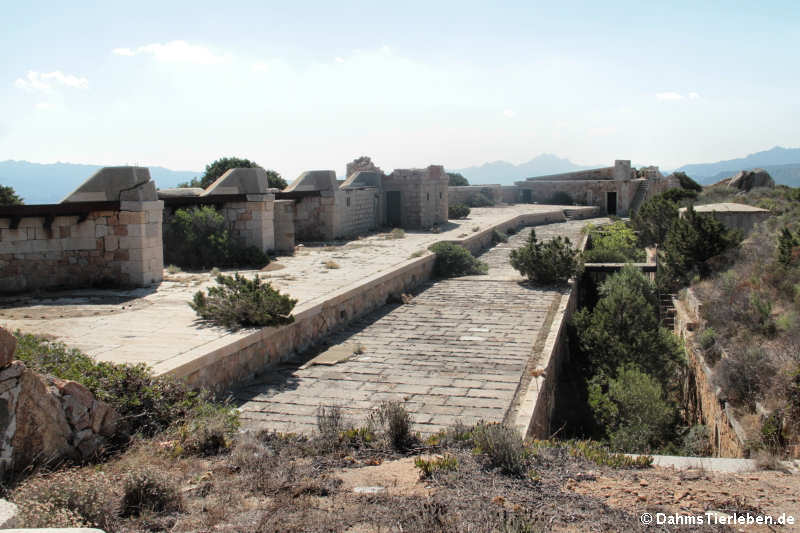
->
244;193;275;251
274;199;296;252
119;200;164;286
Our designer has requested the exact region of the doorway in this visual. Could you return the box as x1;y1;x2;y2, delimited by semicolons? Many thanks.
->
521;189;532;203
386;191;402;227
606;191;617;215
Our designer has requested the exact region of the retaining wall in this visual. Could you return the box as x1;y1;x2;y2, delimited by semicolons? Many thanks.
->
334;188;379;239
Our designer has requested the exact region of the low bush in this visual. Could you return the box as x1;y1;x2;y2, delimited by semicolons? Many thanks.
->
509;229;581;285
447;204;470;220
714;346;776;411
632;194;680;247
467;192;494;207
163;206;269;270
561;440;653;468
169;402;240;456
415;454;459;479
13;470;117;529
672;171;703;192
13;333;219;437
582;221;645;263
588;364;678;453
191;273;297;330
471;422;528;476
367;400;415;451
697;327;716;350
681;425;712;456
429;242;488;278
121;468;182;517
491;229;508;244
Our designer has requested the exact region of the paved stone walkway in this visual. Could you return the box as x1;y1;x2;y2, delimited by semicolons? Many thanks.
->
236;218;598;435
0;205;579;369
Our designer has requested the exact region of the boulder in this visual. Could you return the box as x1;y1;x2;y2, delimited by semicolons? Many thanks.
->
11;368;75;470
728;169;775;192
0;328;16;368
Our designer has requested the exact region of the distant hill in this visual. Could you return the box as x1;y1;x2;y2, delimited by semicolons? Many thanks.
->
674;146;800;184
703;163;800;187
0;160;199;204
452;154;595;185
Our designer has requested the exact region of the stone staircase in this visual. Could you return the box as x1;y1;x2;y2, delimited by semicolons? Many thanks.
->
563;209;582;220
629;180;650;215
660;292;677;329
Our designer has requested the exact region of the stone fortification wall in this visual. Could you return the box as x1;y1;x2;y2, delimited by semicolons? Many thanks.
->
448;185;503;206
217;194;276;251
0;200;163;293
293;195;336;242
674;290;746;457
516;179;638;215
273;199;296;253
383;165;448;229
334;187;379;239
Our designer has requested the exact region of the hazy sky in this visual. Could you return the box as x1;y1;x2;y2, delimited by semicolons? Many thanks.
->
2;1;798;179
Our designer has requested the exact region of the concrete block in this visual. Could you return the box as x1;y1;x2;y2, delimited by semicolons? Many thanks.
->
65;238;97;251
0;229;27;242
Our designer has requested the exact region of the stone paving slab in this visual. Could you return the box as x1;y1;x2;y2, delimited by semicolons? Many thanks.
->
236;218;598;436
0;205;580;370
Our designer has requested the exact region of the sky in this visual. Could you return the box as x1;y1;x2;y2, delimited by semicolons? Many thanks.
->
2;1;799;179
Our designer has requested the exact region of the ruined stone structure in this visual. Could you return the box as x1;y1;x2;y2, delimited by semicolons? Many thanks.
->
382;166;448;229
0;167;163;292
506;160;677;216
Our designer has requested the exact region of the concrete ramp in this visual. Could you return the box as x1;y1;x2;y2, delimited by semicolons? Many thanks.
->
61;166;155;202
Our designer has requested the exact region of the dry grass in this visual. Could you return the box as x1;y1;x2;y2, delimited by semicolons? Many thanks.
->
323;260;340;269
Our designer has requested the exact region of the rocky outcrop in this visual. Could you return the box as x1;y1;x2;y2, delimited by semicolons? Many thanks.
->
0;328;15;367
728;168;775;192
0;328;120;479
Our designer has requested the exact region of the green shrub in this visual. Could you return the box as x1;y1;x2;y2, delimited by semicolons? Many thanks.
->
415;454;459;479
448;203;471;219
588;364;677;453
582;221;645;263
0;184;23;206
778;227;800;266
492;229;508;244
672;171;703;192
447;172;469;186
13;333;217;437
13;470;117;529
682;425;711;456
562;440;653;468
121;468;182;517
509;229;580;285
471;422;528;476
367;400;415;451
191;273;297;330
697;327;716;350
662;205;742;285
572;266;682;382
631;194;680;247
170;402;240;456
428;242;488;278
467;192;494;207
660;187;699;204
163;206;269;270
179;157;287;189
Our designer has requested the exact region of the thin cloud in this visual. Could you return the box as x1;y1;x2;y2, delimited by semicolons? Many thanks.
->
35;102;53;110
112;40;227;64
503;109;516;118
335;57;345;63
688;91;701;100
14;70;89;91
655;91;683;101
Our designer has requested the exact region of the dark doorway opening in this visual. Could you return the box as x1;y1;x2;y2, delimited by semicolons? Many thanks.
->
521;189;532;203
606;191;617;215
386;191;402;227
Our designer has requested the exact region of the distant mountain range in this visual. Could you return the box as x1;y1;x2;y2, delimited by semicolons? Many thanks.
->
2;146;800;204
672;146;800;186
451;154;596;185
0;160;199;204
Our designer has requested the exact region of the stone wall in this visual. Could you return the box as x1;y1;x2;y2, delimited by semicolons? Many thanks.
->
0;200;163;293
218;194;276;251
273;199;296;253
516;179;638;216
448;185;503;206
294;194;336;242
674;290;747;457
383;165;448;229
334;187;379;239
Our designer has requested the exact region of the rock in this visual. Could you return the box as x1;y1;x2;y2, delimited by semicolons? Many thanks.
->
0;328;16;368
0;361;24;382
0;498;18;528
74;428;105;459
63;393;92;431
98;405;120;438
728;169;775;192
91;400;111;434
56;379;95;409
11;367;75;471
